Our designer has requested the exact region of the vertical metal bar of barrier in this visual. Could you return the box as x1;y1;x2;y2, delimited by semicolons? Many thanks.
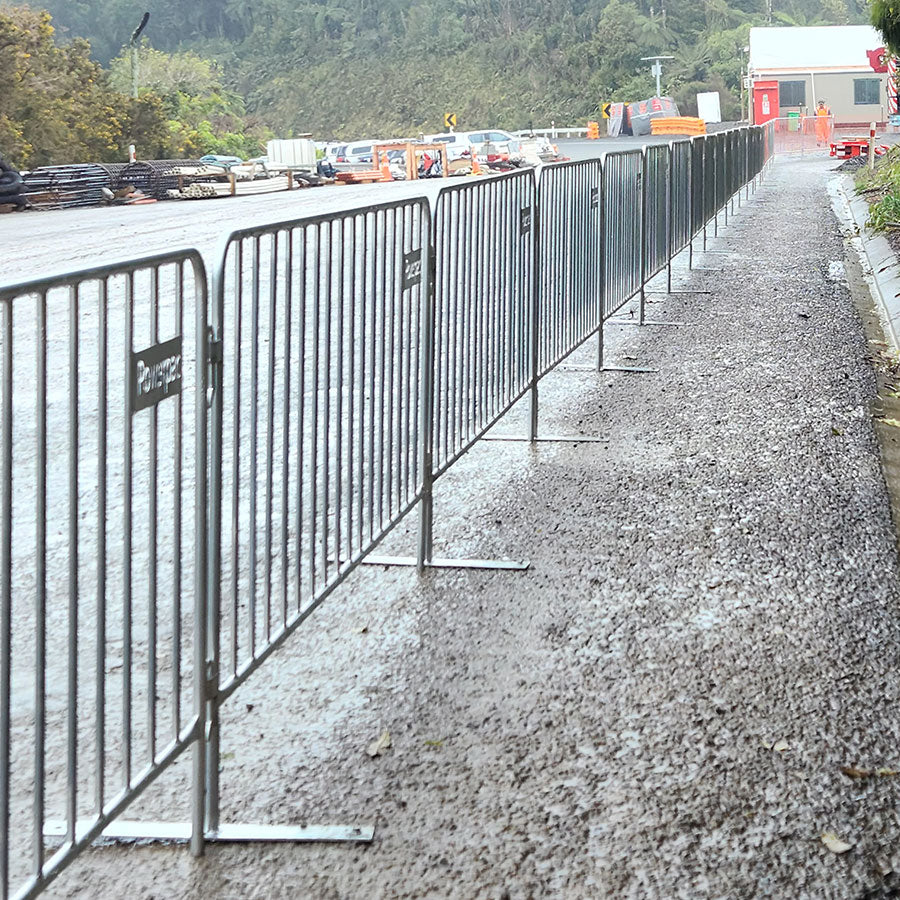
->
66;286;79;844
35;290;48;887
193;258;210;857
1;296;11;900
528;185;541;442
416;228;436;570
597;156;606;370
639;149;648;325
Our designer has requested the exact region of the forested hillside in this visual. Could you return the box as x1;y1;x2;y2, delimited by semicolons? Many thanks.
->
4;0;868;162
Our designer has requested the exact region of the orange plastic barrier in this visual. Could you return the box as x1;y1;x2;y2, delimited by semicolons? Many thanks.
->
650;117;707;136
586;121;600;139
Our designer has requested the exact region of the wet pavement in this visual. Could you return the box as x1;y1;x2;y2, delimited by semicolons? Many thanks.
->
21;153;900;899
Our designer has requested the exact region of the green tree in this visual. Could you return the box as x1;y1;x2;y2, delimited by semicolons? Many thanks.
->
0;6;172;167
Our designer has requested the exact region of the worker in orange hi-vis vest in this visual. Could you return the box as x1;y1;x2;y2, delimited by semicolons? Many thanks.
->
815;100;831;146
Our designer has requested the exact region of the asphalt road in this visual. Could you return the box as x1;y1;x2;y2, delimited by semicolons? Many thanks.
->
0;132;696;288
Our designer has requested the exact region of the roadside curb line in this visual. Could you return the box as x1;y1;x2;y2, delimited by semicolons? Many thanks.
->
830;174;900;351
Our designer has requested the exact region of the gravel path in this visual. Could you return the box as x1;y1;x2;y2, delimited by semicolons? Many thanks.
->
42;155;900;900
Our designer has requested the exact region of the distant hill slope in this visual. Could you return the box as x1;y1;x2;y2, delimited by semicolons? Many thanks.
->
39;0;868;138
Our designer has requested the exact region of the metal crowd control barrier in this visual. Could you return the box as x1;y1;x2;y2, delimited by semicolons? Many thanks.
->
206;198;430;830
429;172;535;479
642;145;670;299
602;150;643;321
0;253;209;900
1;124;775;900
669;140;693;276
535;161;602;379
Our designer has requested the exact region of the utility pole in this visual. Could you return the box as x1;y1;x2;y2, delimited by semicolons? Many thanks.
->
641;55;674;97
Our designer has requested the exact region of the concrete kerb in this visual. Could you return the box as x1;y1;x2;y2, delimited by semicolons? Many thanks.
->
830;174;900;352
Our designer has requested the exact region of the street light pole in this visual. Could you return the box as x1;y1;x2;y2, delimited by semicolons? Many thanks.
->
129;12;149;162
641;55;675;98
130;12;150;100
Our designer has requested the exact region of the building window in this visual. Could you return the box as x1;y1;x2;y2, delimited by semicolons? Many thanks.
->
854;78;882;105
779;80;806;107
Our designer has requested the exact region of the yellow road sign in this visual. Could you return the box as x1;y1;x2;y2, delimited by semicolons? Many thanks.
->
601;102;612;119
444;112;457;129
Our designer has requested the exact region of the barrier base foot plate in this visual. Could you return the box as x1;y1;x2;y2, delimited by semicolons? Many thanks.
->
44;820;374;845
646;290;712;296
364;555;530;571
607;319;695;327
558;364;657;373
483;435;608;443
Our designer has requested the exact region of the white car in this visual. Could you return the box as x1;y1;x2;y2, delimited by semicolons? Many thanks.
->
333;140;377;166
423;133;473;162
425;130;522;162
463;129;522;159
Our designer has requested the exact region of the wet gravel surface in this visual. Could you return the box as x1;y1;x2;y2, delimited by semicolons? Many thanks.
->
37;156;900;899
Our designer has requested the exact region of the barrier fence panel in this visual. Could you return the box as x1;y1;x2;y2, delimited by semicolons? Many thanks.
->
0;253;208;900
602;150;643;318
669;140;693;257
770;115;834;154
703;136;718;226
727;130;741;199
691;135;707;238
536;160;602;378
207;197;430;823
431;171;535;477
210;198;430;694
714;132;728;213
643;144;671;285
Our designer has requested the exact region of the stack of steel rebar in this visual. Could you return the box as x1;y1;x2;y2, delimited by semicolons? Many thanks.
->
22;163;120;209
21;160;209;209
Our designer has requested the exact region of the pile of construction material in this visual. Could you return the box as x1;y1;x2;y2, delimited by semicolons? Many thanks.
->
21;160;215;209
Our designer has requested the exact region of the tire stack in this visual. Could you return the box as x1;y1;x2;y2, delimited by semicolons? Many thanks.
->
0;157;26;211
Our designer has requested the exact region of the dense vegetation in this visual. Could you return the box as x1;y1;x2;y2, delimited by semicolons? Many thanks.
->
2;0;868;166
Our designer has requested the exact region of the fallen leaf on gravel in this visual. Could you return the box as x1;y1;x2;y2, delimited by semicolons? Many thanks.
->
424;739;444;748
876;767;899;777
841;765;872;779
366;731;391;757
821;833;853;854
831;426;844;436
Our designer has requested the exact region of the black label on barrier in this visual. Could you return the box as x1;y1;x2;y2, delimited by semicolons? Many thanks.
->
590;187;599;209
520;208;532;235
132;336;183;414
402;249;422;290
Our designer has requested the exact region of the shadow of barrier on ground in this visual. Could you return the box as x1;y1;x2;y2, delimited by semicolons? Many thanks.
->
0;121;774;900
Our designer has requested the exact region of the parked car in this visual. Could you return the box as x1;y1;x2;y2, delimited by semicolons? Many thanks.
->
423;132;473;162
334;140;376;166
463;130;522;159
426;130;523;163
